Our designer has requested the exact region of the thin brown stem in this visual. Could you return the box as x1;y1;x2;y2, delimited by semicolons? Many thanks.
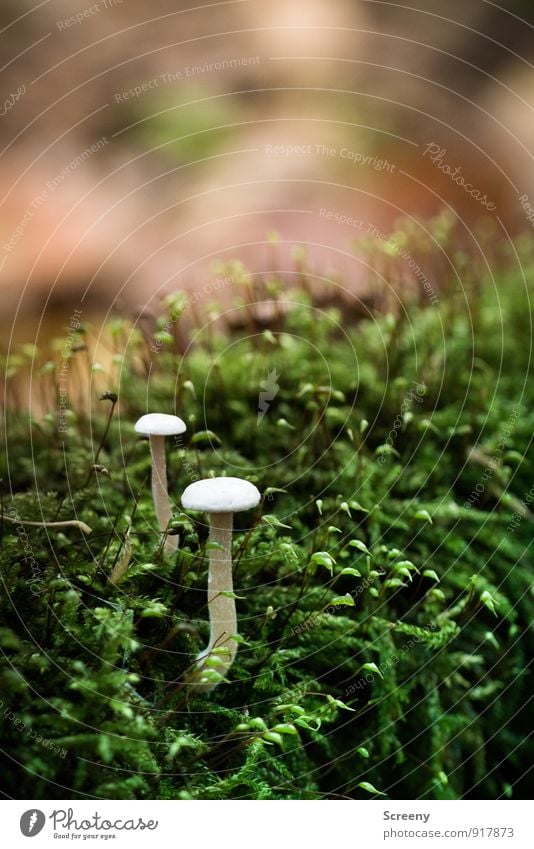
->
1;514;92;534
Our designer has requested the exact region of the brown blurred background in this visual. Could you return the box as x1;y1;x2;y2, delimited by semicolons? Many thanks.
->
1;0;534;331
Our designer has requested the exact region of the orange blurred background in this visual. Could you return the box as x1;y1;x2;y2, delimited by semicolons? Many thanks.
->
1;0;534;332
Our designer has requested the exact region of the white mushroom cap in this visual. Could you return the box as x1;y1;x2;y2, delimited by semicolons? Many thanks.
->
135;413;186;436
181;477;261;513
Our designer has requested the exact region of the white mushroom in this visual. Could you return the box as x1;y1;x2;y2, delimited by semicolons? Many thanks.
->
135;413;186;552
181;476;261;692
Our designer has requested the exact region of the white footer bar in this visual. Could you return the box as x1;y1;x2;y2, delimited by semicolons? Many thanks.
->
3;800;531;848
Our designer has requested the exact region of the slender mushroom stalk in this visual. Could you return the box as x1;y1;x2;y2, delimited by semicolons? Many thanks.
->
202;511;236;668
135;413;186;552
181;477;261;693
149;434;171;539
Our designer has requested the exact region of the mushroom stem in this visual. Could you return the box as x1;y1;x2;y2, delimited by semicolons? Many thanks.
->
195;511;237;689
0;514;92;534
149;434;177;552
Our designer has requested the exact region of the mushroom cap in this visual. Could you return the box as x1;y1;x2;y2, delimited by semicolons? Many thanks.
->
135;413;187;436
181;477;261;513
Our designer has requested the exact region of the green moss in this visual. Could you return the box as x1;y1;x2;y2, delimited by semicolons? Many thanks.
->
1;225;533;799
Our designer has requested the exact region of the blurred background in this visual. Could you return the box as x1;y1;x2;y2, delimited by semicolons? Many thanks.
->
1;0;534;334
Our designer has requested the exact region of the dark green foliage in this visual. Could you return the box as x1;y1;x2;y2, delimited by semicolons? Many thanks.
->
1;225;533;799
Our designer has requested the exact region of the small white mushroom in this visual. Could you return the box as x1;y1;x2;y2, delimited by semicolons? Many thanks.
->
181;476;261;692
135;413;186;552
